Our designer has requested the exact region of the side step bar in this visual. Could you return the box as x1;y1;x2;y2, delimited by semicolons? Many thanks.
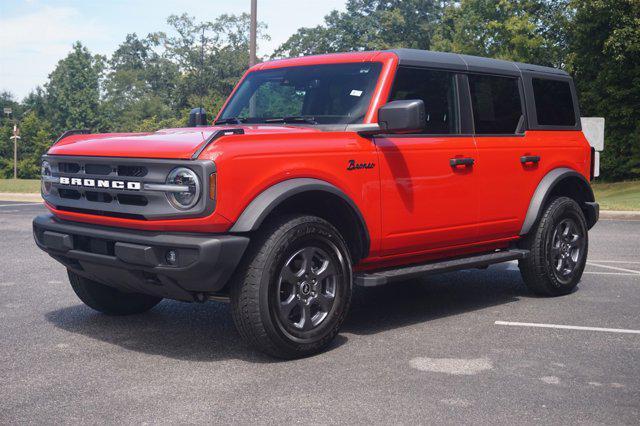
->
354;249;529;287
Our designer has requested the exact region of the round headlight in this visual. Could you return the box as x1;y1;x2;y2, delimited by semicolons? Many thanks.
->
166;167;201;209
41;161;52;195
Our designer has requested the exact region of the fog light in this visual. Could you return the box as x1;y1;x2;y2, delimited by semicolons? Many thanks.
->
165;249;178;265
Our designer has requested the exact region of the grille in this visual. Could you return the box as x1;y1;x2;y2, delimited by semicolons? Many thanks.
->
59;162;81;173
43;155;216;220
59;188;81;199
117;194;148;206
85;164;112;175
117;165;148;177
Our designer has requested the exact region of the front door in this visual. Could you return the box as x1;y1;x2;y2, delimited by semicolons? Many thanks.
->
376;67;479;257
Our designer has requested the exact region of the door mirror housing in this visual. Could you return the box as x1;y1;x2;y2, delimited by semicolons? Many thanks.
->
377;100;425;133
188;108;208;127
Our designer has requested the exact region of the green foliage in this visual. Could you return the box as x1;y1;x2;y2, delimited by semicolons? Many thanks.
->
273;0;443;57
1;5;637;181
274;0;639;180
0;13;266;179
567;0;640;181
432;0;571;67
45;42;105;133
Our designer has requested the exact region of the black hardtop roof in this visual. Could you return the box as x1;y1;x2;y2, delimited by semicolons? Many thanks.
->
388;48;569;77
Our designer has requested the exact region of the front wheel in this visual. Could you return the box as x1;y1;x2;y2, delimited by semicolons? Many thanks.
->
519;196;589;296
231;215;353;359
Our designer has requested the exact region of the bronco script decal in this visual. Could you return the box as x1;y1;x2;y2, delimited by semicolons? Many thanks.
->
347;159;375;171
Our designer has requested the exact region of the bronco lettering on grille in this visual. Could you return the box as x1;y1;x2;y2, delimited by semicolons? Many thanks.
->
59;176;141;191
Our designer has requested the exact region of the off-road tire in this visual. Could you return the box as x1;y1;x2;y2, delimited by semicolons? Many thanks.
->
230;215;353;359
68;270;162;315
519;196;588;296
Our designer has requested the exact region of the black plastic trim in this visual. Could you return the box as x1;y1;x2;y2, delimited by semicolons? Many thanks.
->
191;128;244;159
456;74;474;134
54;129;90;144
520;168;596;235
33;214;249;300
355;249;529;286
230;178;371;258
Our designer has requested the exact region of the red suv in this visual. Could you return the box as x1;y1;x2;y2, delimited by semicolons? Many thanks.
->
34;49;599;358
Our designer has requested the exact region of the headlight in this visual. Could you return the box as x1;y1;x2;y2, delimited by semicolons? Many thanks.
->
41;161;52;195
166;167;201;209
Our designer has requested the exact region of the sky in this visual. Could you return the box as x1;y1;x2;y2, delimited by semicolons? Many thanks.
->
0;0;347;100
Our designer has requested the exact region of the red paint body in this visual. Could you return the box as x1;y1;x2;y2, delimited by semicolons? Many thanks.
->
46;51;592;271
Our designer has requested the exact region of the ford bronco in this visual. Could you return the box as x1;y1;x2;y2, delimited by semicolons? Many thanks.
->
34;49;599;358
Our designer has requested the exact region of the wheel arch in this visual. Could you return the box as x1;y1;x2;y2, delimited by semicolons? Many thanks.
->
230;178;370;262
520;167;596;236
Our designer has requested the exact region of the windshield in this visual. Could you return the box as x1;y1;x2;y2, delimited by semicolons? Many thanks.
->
218;62;383;125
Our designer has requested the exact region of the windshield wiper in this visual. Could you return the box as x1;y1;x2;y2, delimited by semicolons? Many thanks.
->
214;117;247;125
264;116;317;124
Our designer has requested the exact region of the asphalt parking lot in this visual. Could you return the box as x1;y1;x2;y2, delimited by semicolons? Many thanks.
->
1;201;638;424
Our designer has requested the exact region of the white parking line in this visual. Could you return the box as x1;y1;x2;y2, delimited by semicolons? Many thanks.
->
495;321;640;335
588;260;640;264
0;203;42;208
587;262;640;275
584;271;640;276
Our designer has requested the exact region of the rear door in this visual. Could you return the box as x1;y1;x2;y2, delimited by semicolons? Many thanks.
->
376;67;479;256
468;73;543;241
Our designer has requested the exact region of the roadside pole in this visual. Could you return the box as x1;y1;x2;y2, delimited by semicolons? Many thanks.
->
249;0;257;67
11;123;21;179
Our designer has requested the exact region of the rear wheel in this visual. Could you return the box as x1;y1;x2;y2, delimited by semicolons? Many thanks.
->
519;197;588;296
231;215;352;359
68;270;162;315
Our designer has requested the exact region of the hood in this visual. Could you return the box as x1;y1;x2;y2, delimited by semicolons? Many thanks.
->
47;125;323;159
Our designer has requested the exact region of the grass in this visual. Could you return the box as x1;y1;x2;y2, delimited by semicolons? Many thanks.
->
1;178;638;211
592;180;640;211
0;179;41;193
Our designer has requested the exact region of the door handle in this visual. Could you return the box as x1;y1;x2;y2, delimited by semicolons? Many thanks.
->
520;155;540;164
450;157;475;167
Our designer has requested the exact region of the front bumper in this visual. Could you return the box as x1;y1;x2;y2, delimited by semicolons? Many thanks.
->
33;214;249;301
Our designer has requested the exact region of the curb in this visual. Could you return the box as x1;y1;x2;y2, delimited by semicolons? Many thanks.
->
0;193;639;219
599;210;640;220
0;193;43;203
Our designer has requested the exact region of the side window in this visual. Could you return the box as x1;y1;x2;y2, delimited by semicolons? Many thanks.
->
532;78;576;126
468;74;523;134
389;67;459;134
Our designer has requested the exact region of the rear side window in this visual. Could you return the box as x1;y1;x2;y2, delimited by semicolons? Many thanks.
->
532;78;576;126
389;67;459;134
468;74;523;134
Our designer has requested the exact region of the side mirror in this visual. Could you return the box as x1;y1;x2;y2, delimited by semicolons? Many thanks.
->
377;100;425;133
188;108;208;127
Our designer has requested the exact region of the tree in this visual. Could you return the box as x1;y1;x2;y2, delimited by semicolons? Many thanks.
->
567;0;640;180
150;13;269;113
101;33;179;132
432;0;571;67
45;42;105;133
272;0;444;57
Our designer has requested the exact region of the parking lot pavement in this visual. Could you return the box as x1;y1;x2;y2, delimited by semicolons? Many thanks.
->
1;203;638;424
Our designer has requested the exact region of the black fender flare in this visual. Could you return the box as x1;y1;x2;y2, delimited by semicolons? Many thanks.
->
520;167;596;235
229;178;370;256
